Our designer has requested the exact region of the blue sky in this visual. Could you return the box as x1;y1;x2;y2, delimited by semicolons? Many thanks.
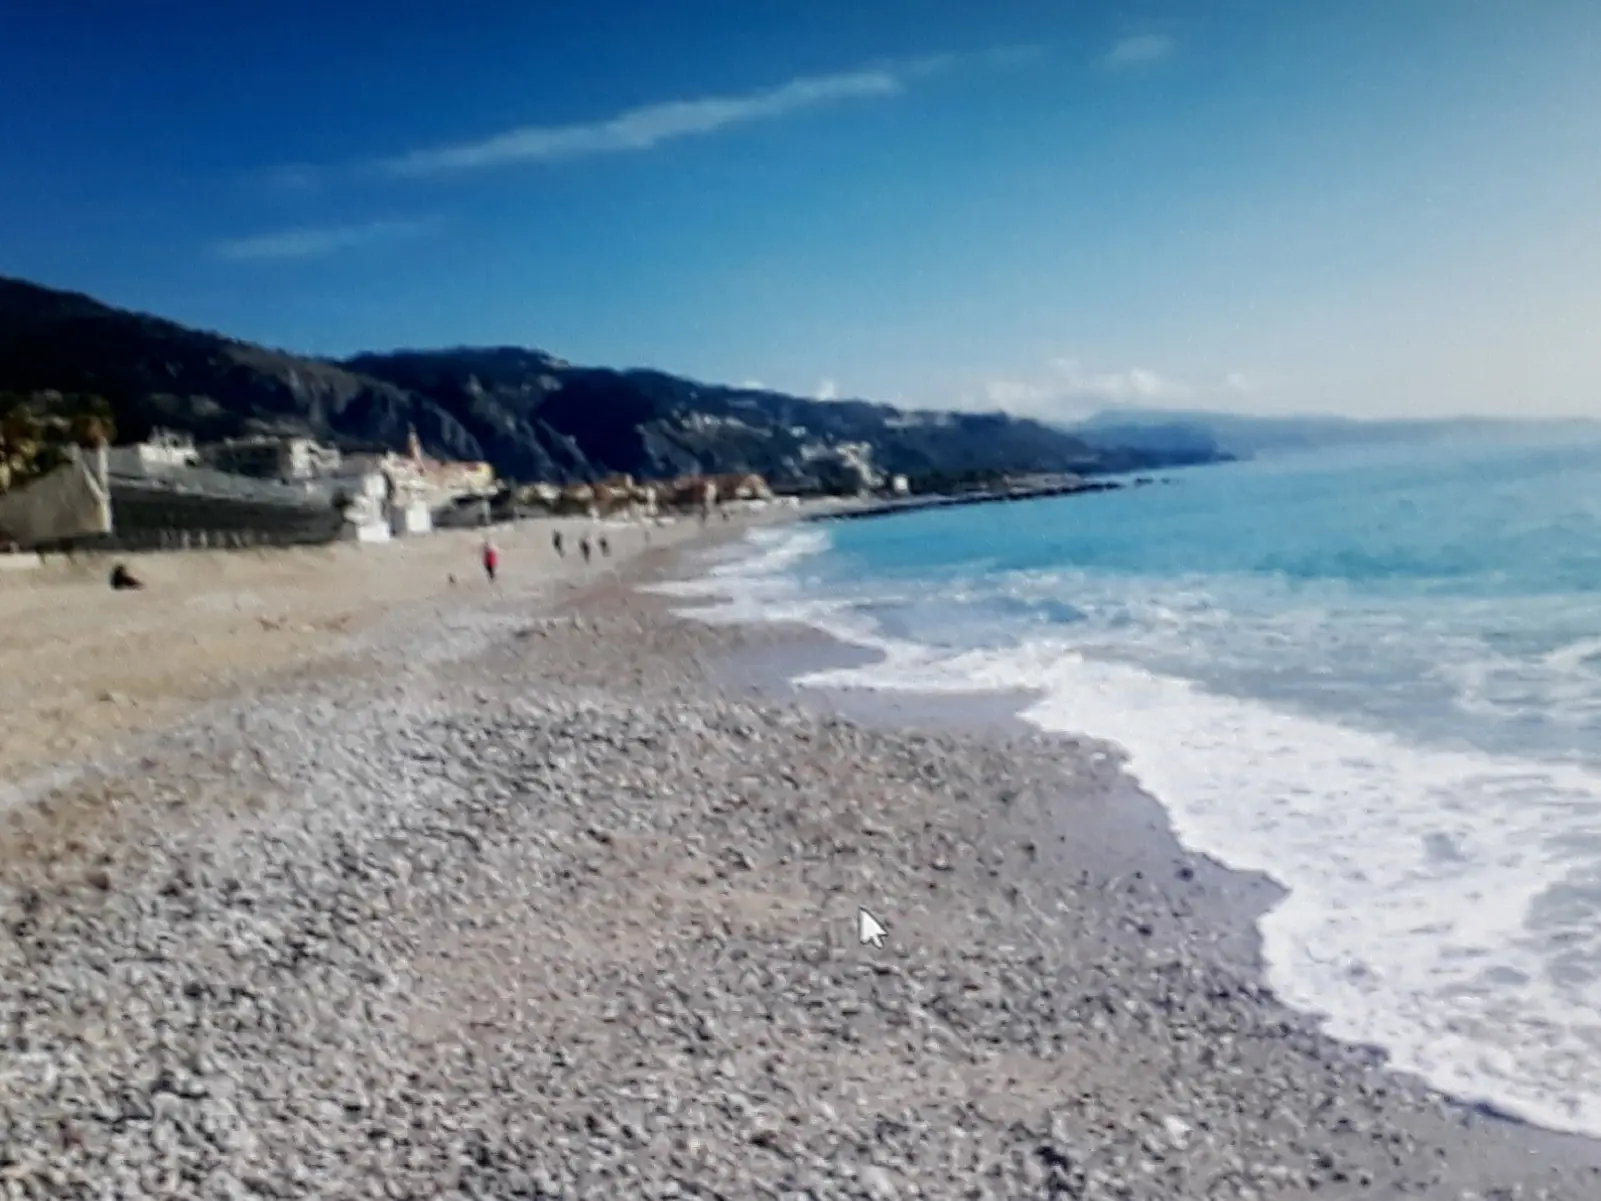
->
3;1;1598;419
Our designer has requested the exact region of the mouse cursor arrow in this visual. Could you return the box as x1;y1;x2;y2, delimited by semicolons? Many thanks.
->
857;907;887;949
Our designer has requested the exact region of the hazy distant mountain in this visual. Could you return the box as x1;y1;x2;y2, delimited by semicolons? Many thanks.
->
0;276;1227;487
1072;407;1599;460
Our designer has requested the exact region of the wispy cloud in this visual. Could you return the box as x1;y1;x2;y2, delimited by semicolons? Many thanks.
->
972;357;1205;419
1049;357;1194;403
259;164;319;194
370;49;1038;179
1103;34;1176;70
981;380;1055;410
212;218;434;262
378;69;900;178
815;378;840;402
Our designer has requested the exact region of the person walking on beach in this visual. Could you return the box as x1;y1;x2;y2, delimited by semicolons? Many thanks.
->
598;535;610;558
579;536;592;565
552;530;564;557
481;538;499;583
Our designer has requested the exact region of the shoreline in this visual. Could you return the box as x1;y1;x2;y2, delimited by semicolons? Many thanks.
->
655;532;1601;1191
2;520;1600;1196
707;623;1285;982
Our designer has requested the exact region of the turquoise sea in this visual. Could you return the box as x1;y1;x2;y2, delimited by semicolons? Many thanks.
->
652;427;1601;1137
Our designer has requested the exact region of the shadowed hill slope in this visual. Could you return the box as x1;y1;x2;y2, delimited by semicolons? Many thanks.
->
0;276;1226;486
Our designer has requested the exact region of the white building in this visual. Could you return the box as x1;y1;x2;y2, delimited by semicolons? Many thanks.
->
203;434;341;481
389;499;432;536
105;430;200;476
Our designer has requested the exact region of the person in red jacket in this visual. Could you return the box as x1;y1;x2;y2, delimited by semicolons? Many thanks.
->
481;538;499;583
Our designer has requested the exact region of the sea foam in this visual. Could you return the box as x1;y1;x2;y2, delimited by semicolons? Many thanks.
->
657;519;1601;1138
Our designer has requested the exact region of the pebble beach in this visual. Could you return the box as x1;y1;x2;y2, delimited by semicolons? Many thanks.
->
4;518;1601;1199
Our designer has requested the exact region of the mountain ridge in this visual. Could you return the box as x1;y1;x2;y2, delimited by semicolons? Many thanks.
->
0;276;1227;487
1073;406;1600;459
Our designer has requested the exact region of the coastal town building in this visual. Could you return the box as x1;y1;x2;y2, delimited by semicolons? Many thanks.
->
0;424;500;550
0;446;111;547
202;434;341;482
399;428;495;502
520;482;562;508
578;474;667;519
389;498;433;537
0;417;798;551
192;429;494;515
801;443;880;495
105;428;199;475
0;438;346;551
728;473;773;501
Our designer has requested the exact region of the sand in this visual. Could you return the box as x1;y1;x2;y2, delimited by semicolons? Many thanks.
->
0;515;715;792
3;514;1601;1198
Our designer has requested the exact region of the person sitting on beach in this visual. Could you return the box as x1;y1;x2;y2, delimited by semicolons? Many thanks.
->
552;530;564;557
109;562;144;591
481;538;499;583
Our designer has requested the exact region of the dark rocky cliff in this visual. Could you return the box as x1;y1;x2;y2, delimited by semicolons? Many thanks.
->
0;276;1226;486
0;277;483;463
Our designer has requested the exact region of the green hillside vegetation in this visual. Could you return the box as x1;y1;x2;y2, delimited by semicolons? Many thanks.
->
0;391;116;494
